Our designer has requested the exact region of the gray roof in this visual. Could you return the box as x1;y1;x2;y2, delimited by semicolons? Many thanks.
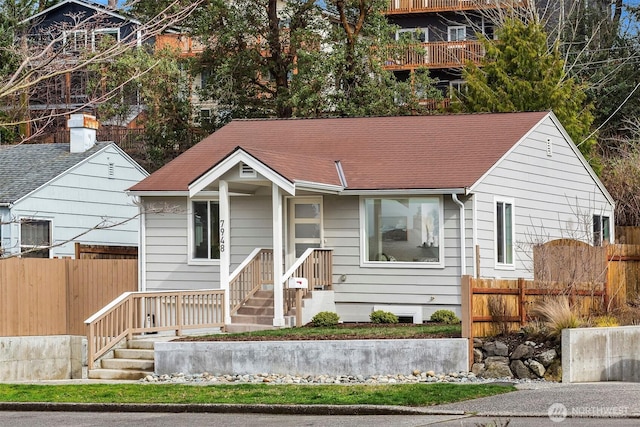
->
0;143;108;204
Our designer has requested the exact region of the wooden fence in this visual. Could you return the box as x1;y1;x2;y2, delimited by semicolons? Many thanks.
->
0;258;137;336
75;242;138;259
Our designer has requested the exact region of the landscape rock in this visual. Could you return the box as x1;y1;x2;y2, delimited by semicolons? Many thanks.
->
510;343;534;360
536;349;558;367
484;356;509;365
471;363;485;376
473;348;483;363
527;359;546;377
494;340;509;356
480;361;513;379
473;338;484;348
510;360;534;379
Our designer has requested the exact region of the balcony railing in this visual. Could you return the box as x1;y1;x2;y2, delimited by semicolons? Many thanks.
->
385;0;525;14
383;40;484;70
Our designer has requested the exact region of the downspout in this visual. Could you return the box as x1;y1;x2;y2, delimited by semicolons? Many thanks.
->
452;194;466;275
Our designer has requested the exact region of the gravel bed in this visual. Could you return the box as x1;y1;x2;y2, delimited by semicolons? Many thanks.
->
140;371;550;385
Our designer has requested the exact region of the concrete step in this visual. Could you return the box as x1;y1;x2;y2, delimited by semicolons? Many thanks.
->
101;358;155;371
127;339;156;350
225;323;276;333
114;348;155;360
88;368;151;381
231;314;274;325
236;305;274;316
254;290;274;298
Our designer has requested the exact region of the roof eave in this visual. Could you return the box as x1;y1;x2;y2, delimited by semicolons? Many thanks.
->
294;180;344;194
340;188;470;196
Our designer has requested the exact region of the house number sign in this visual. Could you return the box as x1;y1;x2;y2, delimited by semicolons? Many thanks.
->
219;219;225;253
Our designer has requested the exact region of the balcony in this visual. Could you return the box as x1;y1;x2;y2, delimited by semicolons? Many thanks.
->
383;41;484;70
155;34;205;57
385;0;525;15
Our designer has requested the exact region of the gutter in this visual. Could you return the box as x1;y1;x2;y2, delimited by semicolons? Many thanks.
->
451;194;466;276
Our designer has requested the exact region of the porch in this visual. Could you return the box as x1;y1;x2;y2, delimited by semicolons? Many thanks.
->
85;247;333;371
383;41;484;70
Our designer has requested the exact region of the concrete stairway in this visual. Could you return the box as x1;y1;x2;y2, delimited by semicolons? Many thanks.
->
227;290;278;333
88;339;155;380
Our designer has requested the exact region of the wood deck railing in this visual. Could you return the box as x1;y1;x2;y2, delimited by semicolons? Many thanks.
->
383;41;484;70
283;248;333;324
228;248;274;315
85;289;225;369
385;0;525;14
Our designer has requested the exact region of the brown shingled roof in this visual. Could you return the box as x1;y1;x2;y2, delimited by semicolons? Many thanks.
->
130;112;549;192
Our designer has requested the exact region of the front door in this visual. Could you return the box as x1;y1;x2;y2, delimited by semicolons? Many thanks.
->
288;197;323;263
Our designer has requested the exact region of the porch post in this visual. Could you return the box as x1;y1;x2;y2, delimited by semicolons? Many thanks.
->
272;183;285;327
219;179;232;324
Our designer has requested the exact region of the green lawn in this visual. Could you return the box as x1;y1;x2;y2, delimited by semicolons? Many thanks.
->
178;323;461;341
0;383;513;406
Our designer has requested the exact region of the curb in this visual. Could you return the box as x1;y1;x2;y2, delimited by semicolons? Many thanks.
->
0;402;466;415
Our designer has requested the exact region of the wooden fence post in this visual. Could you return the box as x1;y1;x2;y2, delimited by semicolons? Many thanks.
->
518;278;526;326
461;275;474;370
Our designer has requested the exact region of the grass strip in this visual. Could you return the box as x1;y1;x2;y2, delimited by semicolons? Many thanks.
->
178;324;461;341
0;383;513;406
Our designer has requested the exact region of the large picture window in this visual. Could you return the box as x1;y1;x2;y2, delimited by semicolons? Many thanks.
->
20;219;51;258
192;201;220;260
364;197;442;264
496;200;514;266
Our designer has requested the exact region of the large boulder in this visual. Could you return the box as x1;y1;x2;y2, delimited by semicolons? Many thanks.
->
480;356;513;378
536;349;558;367
527;359;546;377
510;360;534;379
510;343;534;360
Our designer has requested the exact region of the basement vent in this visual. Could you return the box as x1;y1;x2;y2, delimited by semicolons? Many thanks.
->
239;163;257;178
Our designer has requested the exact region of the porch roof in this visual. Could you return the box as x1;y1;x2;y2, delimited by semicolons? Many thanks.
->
130;111;549;193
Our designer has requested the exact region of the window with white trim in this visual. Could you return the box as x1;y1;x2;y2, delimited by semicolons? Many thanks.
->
20;219;51;258
363;197;442;264
448;26;466;42
63;30;87;52
396;27;427;42
593;214;610;246
495;200;514;266
192;201;220;259
92;28;119;51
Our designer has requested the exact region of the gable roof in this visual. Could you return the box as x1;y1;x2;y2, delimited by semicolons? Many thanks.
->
21;0;140;26
0;143;109;204
130;112;551;194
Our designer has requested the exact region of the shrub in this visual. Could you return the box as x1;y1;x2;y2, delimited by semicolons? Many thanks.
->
310;311;340;327
592;315;619;327
430;309;460;324
370;310;399;324
530;297;581;338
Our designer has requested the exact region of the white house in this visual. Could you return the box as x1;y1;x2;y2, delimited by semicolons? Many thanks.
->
0;114;148;258
129;111;614;326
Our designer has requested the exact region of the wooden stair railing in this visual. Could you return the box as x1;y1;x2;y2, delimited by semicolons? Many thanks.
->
282;248;333;324
229;248;274;315
85;289;225;369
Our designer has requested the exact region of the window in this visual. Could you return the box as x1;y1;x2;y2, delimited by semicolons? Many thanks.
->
593;215;610;246
363;197;442;264
496;200;514;266
448;26;466;42
92;28;119;51
63;30;87;52
20;219;51;258
396;28;427;42
192;201;220;260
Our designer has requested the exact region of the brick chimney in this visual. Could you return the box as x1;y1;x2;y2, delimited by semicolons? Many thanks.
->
67;113;99;153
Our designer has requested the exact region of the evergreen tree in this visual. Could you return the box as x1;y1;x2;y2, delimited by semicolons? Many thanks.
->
457;19;595;160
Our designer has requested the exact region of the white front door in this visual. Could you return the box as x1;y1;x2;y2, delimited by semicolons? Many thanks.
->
288;197;323;262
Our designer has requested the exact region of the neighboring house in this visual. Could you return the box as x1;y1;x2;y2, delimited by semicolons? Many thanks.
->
129;111;614;324
383;1;563;105
18;0;143;136
0;114;149;258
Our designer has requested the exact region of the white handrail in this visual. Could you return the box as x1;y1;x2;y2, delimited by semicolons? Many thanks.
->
84;291;134;324
282;248;333;284
229;247;265;282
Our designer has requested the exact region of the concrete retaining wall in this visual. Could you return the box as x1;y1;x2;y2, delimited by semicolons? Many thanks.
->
562;326;640;382
155;338;468;376
0;336;87;381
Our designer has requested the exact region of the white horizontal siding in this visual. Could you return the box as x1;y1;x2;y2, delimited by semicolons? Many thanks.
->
473;116;613;279
324;195;471;322
142;195;273;292
7;145;146;258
